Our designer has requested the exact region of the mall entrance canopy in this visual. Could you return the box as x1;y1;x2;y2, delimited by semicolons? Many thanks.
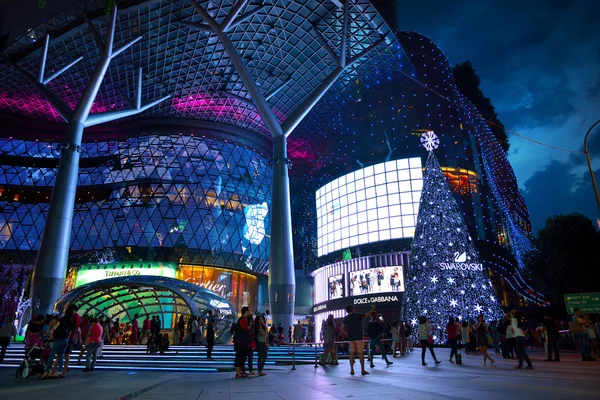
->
55;276;236;343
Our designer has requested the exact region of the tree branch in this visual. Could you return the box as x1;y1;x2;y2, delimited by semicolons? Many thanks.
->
83;13;105;51
176;21;214;34
43;56;84;85
10;60;73;121
84;94;171;127
110;36;142;60
310;24;338;65
188;0;220;32
221;0;249;33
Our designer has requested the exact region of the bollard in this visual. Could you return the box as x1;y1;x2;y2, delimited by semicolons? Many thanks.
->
291;342;296;371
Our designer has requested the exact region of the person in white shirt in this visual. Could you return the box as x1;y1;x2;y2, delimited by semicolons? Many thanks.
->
572;308;591;361
583;314;599;360
504;318;516;359
507;310;533;370
191;316;200;345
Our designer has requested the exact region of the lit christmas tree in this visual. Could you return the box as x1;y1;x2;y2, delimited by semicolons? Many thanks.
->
402;132;503;343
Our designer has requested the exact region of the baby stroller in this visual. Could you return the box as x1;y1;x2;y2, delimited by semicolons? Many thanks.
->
16;335;46;379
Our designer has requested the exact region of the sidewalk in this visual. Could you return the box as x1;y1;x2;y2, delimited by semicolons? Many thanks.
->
0;349;597;400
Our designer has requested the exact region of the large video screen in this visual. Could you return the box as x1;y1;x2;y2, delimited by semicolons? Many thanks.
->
349;266;404;297
316;158;423;257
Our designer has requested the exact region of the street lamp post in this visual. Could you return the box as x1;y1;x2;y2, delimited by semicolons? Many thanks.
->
584;119;600;216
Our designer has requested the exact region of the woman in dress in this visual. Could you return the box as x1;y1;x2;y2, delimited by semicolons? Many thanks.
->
461;320;470;354
391;321;400;357
255;315;269;376
418;316;440;367
321;314;339;366
474;315;494;366
131;314;139;345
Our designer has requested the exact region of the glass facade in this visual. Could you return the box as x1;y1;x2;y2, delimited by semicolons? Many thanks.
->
0;132;272;273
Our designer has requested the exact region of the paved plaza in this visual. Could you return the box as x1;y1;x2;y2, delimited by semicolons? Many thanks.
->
0;349;597;400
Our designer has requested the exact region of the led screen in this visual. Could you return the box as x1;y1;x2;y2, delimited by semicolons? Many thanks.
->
349;266;404;296
316;158;423;257
328;274;344;300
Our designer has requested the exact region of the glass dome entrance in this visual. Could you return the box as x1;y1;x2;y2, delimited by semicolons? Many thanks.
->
54;276;237;343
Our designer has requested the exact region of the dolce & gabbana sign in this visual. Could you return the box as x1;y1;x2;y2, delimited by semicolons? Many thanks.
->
353;294;399;305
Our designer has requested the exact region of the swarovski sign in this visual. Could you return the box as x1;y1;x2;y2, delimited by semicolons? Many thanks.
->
439;251;483;272
440;263;483;272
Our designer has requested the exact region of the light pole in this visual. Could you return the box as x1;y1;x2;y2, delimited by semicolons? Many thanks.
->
584;119;600;216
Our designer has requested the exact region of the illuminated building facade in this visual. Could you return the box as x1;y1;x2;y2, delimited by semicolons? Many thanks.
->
0;0;542;325
293;31;544;311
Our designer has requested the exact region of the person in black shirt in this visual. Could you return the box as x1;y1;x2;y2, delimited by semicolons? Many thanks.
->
233;306;251;379
342;304;376;376
543;313;560;361
367;313;393;368
206;310;215;359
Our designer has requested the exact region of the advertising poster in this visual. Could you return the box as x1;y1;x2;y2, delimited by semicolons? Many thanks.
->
349;266;404;297
328;274;344;300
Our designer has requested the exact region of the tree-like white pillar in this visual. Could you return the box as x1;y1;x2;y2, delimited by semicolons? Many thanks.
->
11;5;171;316
185;0;387;329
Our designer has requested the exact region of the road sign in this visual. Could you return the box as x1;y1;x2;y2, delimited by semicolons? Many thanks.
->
564;292;600;314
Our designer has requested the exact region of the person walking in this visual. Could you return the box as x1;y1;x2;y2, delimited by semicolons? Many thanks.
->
40;316;70;379
341;304;376;376
177;315;185;345
461;320;470;354
150;316;157;340
234;306;251;379
475;315;494;366
131;314;139;345
543;313;560;361
246;314;256;375
293;321;303;344
583;314;599;360
0;317;17;363
391;321;400;357
419;316;440;367
255;314;269;376
190;316;199;345
507;310;533;370
571;308;591;361
60;305;80;377
367;312;393;368
142;315;151;341
83;318;103;372
206;310;215;359
446;317;458;364
321;314;339;366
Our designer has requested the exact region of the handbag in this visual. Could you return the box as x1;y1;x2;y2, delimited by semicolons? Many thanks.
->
427;335;433;345
487;334;494;346
249;339;257;350
569;321;585;334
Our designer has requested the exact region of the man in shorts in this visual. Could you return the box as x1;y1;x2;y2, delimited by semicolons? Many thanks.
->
342;304;376;375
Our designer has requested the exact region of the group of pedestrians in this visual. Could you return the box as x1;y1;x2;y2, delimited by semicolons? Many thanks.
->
233;307;270;379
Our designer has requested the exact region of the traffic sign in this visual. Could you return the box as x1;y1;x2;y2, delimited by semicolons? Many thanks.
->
564;292;600;314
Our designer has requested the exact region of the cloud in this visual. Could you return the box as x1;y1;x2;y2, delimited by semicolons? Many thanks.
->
398;0;600;230
521;160;599;231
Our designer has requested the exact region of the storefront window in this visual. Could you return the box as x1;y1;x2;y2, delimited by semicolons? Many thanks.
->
178;265;258;314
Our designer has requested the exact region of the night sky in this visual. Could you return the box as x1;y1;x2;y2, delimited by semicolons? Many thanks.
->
398;0;600;231
2;0;599;232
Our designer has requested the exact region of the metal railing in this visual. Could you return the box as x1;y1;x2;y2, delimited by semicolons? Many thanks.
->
285;338;410;371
